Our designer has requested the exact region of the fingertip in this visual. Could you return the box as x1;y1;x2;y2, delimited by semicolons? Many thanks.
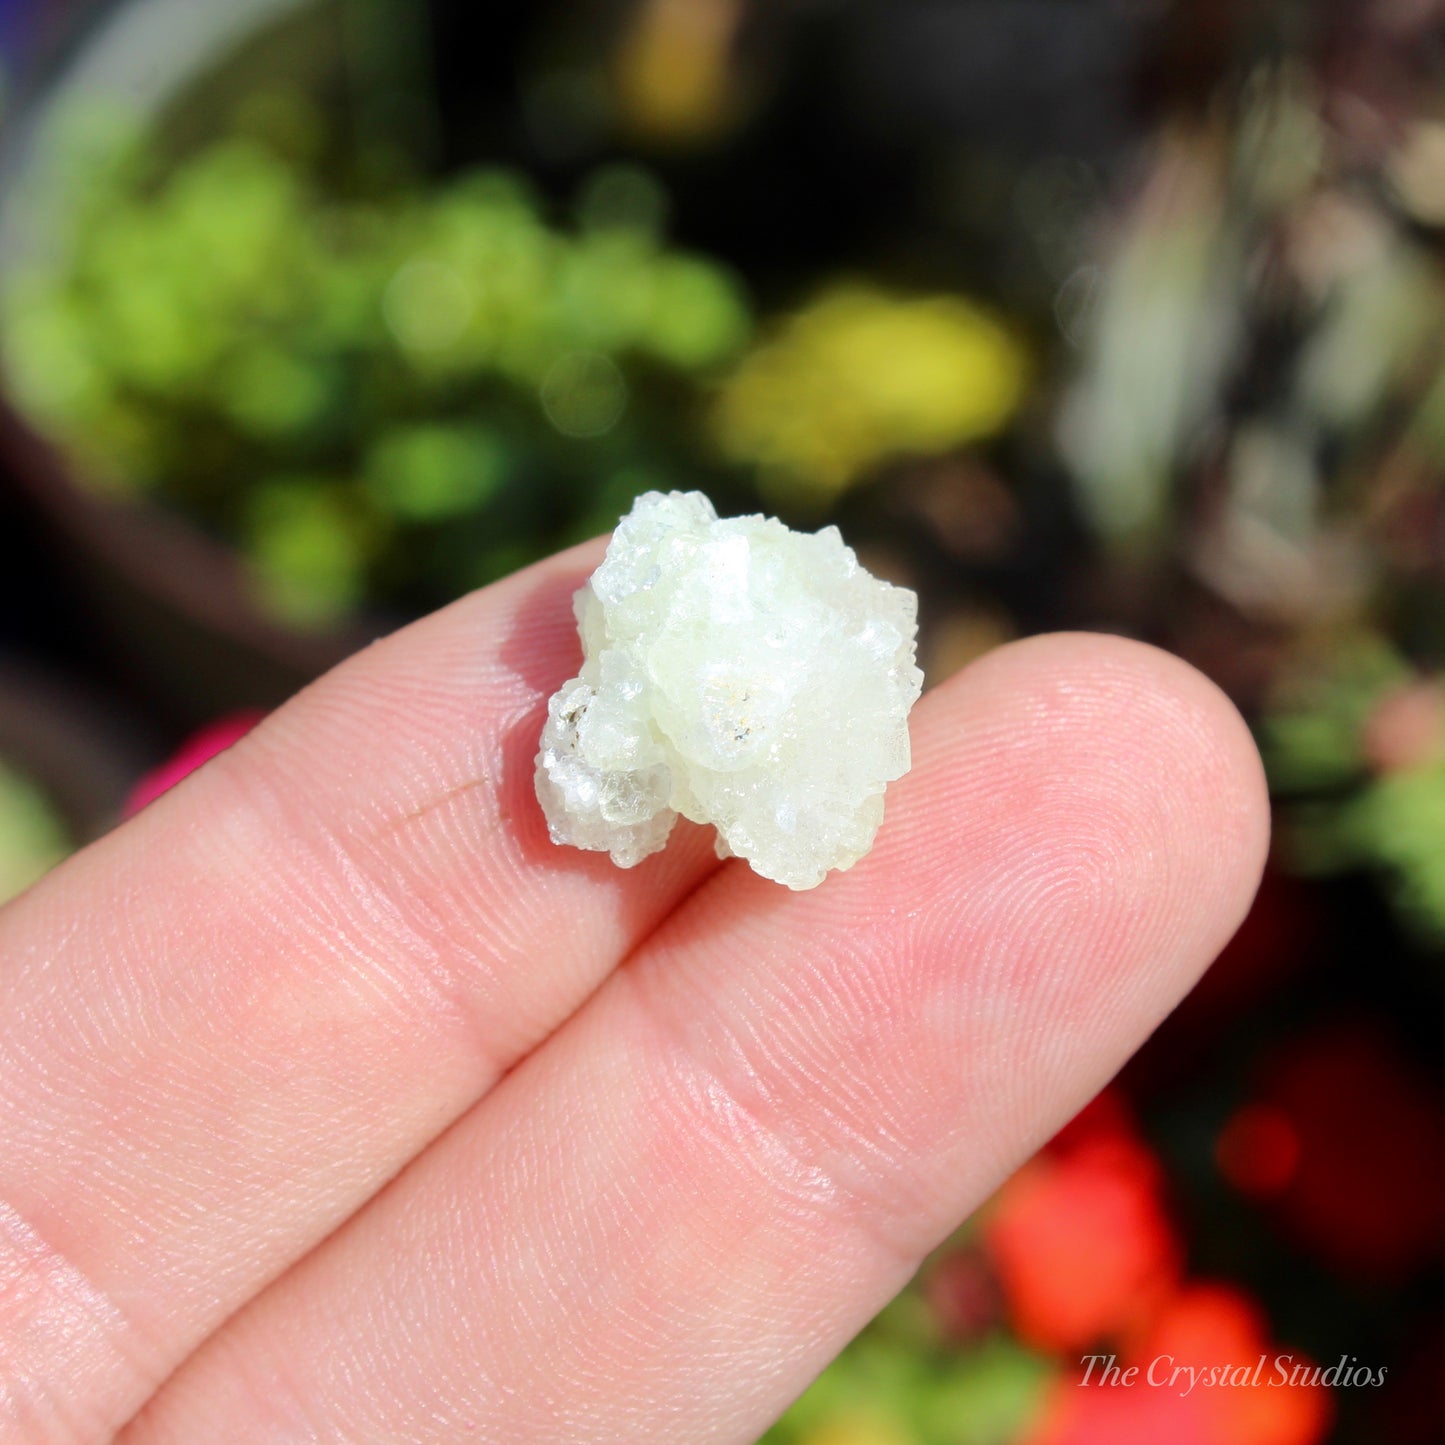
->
778;629;1275;1246
929;630;1269;944
828;628;1276;1178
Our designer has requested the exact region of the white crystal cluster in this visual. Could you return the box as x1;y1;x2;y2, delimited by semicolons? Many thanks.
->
535;491;923;890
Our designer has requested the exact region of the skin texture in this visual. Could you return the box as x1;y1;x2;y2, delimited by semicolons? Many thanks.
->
0;539;1269;1444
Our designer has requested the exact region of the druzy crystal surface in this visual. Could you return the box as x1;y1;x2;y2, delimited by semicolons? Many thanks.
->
535;491;923;890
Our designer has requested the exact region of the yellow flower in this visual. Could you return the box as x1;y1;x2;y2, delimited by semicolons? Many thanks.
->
797;1414;915;1445
715;284;1027;505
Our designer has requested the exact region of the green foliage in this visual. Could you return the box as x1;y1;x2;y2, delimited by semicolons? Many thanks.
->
362;423;504;521
1342;767;1445;941
1260;633;1408;794
0;758;70;904
762;1298;1052;1445
1262;632;1445;941
2;121;752;624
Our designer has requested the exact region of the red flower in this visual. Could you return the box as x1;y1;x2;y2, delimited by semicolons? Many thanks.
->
984;1092;1180;1352
1223;1021;1445;1282
1023;1370;1216;1445
1215;1104;1301;1197
1139;1284;1332;1445
1022;1284;1332;1445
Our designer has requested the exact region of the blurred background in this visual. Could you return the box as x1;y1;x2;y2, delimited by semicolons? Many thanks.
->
1;1;1443;1441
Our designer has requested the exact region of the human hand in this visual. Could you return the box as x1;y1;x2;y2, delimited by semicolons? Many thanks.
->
0;540;1268;1443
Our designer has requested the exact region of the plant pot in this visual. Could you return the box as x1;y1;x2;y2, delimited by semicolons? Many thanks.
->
0;0;401;720
0;651;148;851
0;398;372;719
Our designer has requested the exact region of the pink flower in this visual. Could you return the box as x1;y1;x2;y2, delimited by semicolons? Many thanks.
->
123;711;266;816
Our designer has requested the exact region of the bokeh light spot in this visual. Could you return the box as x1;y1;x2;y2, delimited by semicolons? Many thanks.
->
1216;1103;1302;1198
383;258;476;354
540;351;628;437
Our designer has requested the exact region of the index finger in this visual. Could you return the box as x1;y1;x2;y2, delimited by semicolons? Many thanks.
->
0;541;721;1445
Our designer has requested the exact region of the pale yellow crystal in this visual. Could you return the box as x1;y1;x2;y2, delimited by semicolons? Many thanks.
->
534;491;922;889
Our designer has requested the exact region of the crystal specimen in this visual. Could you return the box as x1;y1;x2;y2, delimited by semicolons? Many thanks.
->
535;491;923;889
